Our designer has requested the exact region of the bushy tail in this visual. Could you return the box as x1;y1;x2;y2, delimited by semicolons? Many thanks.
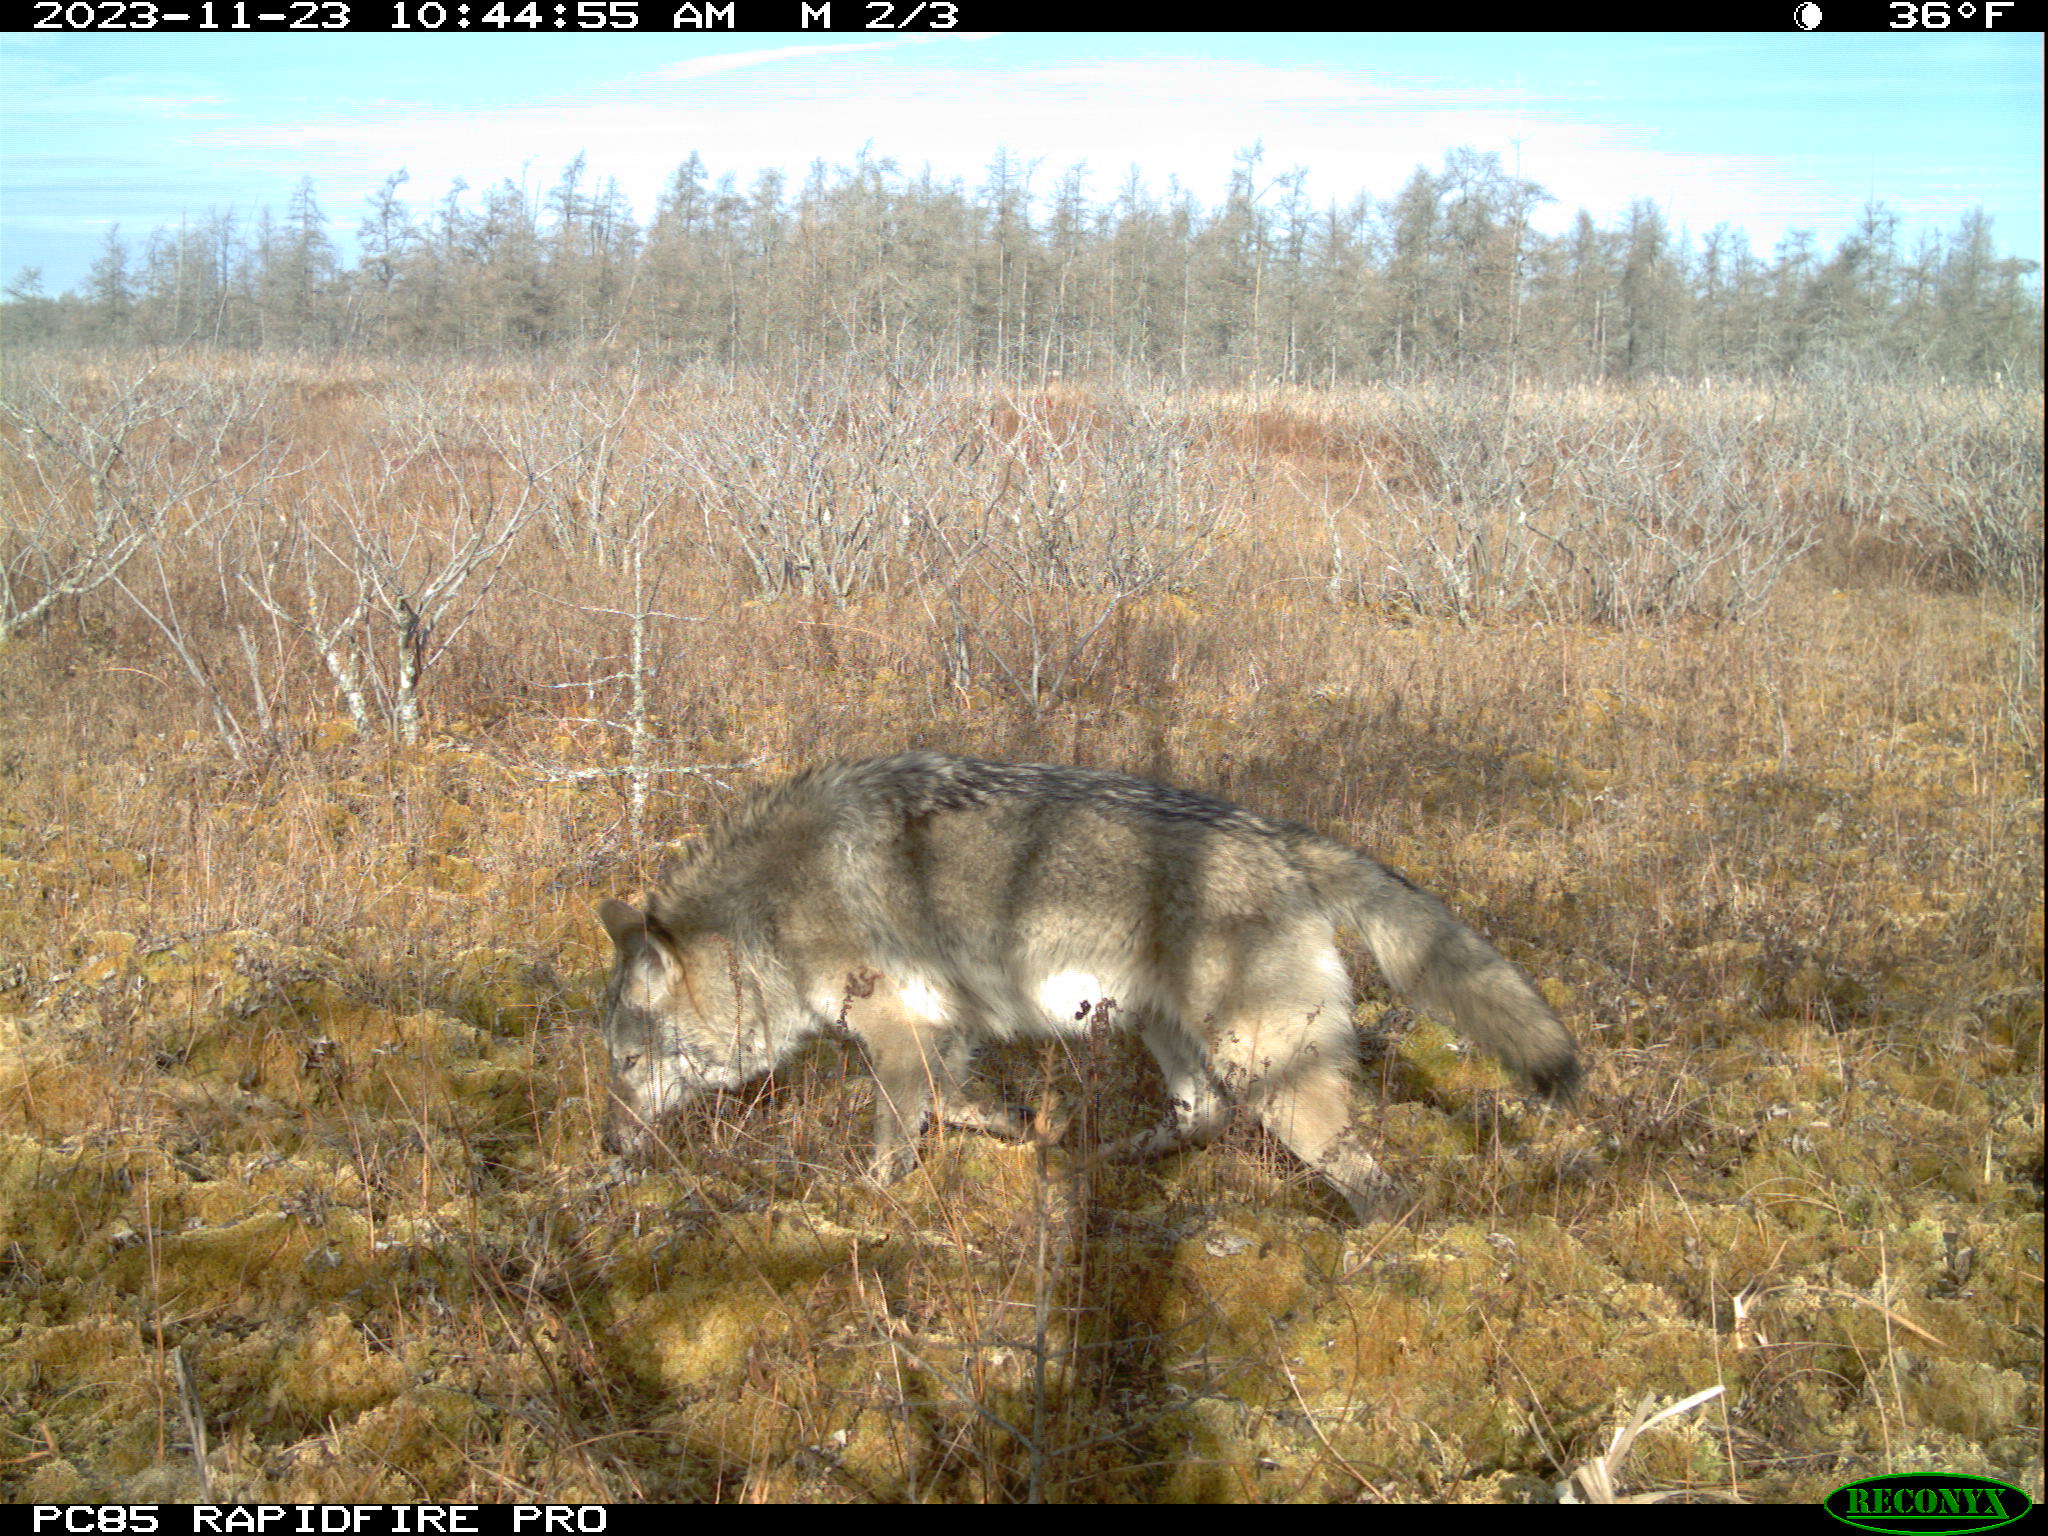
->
1310;845;1582;1102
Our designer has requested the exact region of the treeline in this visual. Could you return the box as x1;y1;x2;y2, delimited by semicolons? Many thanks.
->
4;144;2040;382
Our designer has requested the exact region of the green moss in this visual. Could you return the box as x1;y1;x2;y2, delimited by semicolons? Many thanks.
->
271;1313;408;1424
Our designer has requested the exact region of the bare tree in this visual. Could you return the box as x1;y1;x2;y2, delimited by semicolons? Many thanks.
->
520;500;719;844
0;359;274;643
234;389;546;744
232;490;377;737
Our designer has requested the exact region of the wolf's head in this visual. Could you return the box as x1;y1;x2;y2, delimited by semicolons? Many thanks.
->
594;898;771;1154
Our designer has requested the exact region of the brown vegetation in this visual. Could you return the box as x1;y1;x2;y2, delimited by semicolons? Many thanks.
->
0;354;2040;1502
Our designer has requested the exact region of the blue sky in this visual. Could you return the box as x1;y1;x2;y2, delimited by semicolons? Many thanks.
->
2;31;2040;297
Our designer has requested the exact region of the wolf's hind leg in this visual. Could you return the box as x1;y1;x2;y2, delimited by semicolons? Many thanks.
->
1251;1055;1403;1221
1207;1007;1404;1222
928;1033;1032;1141
1105;1013;1234;1161
935;1096;1033;1140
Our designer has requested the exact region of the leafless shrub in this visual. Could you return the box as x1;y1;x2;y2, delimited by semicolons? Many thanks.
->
916;383;1252;713
929;391;1245;716
1350;387;1548;619
471;361;677;568
977;383;1247;594
0;356;276;643
1883;386;2041;606
517;498;721;843
665;360;964;601
1546;406;1817;625
1345;382;1818;625
236;387;542;744
660;363;1251;712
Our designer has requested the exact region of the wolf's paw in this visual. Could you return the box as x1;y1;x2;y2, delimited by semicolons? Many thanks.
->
863;1146;918;1186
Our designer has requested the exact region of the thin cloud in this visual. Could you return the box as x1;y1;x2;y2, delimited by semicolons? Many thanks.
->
648;42;905;81
3;75;229;120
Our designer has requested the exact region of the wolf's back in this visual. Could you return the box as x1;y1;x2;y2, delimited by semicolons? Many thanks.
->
706;752;1581;1101
1303;843;1582;1102
842;749;1297;837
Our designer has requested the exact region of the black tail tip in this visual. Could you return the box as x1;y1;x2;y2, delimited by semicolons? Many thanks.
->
1530;1050;1585;1106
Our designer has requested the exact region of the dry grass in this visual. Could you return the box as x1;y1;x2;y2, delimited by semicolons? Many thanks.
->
0;356;2039;1503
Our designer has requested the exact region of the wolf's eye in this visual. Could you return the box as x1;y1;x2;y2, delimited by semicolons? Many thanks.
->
619;1054;641;1071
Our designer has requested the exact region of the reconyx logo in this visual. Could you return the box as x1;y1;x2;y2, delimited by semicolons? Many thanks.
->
1824;1474;2032;1534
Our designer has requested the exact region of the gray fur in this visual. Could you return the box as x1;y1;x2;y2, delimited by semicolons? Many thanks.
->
595;751;1581;1220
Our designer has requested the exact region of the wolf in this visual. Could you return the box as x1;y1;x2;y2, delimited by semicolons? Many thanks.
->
594;751;1580;1220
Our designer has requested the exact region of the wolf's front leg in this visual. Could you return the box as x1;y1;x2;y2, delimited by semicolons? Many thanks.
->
858;1038;932;1185
841;978;963;1184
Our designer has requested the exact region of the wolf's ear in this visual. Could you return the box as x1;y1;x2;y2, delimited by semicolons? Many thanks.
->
597;898;646;951
599;899;685;973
